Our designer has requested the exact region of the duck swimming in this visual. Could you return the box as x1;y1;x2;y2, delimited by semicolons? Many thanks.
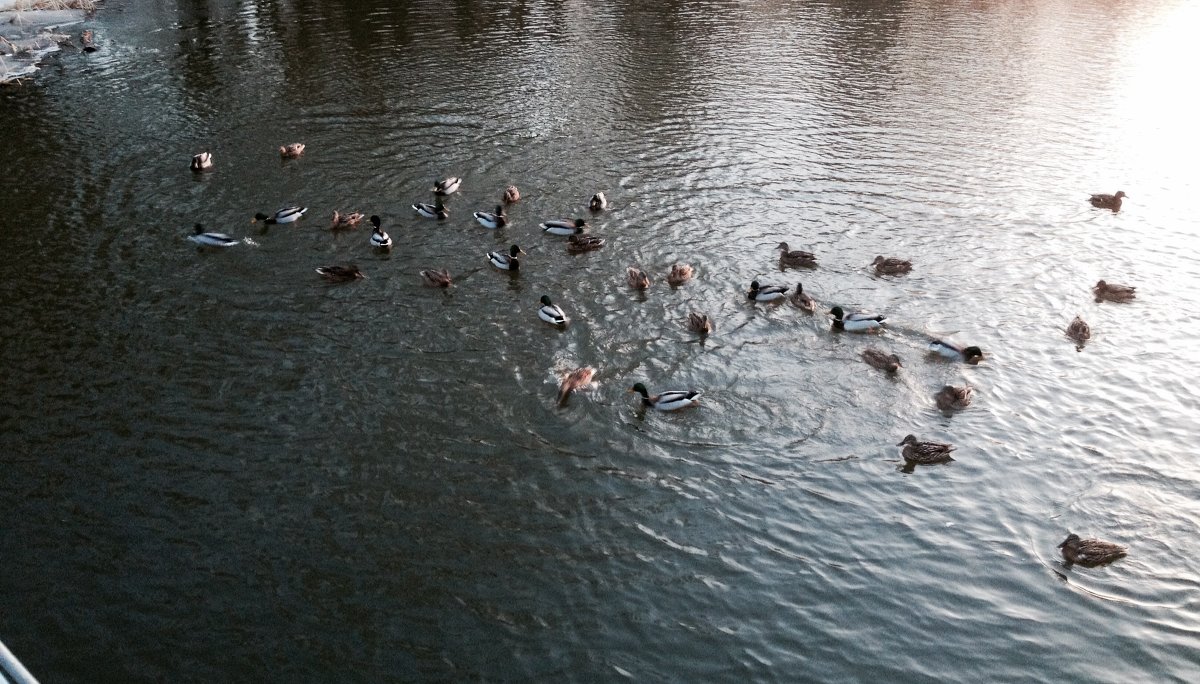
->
187;223;238;248
897;434;955;465
589;192;607;211
861;348;901;373
872;256;912;275
629;383;702;411
790;283;815;312
667;263;694;286
687;312;714;336
489;244;525;271
1093;280;1135;303
331;210;365;230
928;339;984;363
432;177;462;195
190;152;213;172
935;385;973;411
503;185;521;204
369;216;391;249
830;306;885;332
474;205;508;229
419;268;452;287
538;295;568;327
1088;191;1126;211
541;218;587;236
315;264;364;282
1066;316;1090;347
253;206;307;225
558;367;596;406
1058;533;1126;567
627;266;651;290
748;280;789;302
413;202;449;220
777;242;817;268
566;235;606;254
279;143;305;158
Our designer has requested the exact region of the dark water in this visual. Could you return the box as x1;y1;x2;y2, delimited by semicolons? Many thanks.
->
3;0;1199;681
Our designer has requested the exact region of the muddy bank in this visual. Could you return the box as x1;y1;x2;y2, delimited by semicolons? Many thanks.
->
0;1;99;84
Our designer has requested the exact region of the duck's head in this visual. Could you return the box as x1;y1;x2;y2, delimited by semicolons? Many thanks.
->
829;306;845;320
573;218;587;228
750;280;761;290
872;256;885;265
963;346;985;363
795;283;804;294
540;295;553;307
509;244;525;257
253;212;269;222
629;382;650;398
193;223;205;235
776;242;790;252
1114;191;1127;199
1095;280;1108;289
370;215;381;229
896;434;917;446
495;205;506;215
1057;533;1081;549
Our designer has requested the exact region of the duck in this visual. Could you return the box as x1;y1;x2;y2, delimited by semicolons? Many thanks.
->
488;244;525;271
667;263;694;286
1066;315;1090;347
541;218;587;236
861;348;901;373
629;382;702;411
419;268;452;287
253;206;307;225
748;280;789;302
557;367;596;406
872;256;912;275
330;210;365;230
589;192;608;211
190;152;213;172
279;142;305;158
1093;280;1136;303
503;185;521;204
187;223;238;248
413;202;449;220
896;434;955;465
829;306;885;332
80;29;97;52
687;312;714;336
474;205;507;229
369;216;391;249
432;177;462;195
315;264;364;282
538;295;568;327
627;266;651;290
1057;533;1127;567
777;242;817;268
566;234;606;254
935;385;973;411
928;339;984;363
1088;190;1126;211
790;283;816;312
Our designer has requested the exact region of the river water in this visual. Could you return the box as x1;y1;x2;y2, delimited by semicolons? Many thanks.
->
2;0;1199;681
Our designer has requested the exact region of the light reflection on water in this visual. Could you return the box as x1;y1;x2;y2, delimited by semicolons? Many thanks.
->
2;0;1199;681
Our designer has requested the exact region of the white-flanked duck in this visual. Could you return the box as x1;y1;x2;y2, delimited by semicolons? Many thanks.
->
589;192;607;211
413;202;449;220
748;280;789;302
928;339;984;363
538;295;568;327
369;215;391;249
829;306;885;332
187;223;238;248
474;205;507;229
541;218;587;236
190;152;213;172
488;244;525;271
629;382;702;411
432;177;462;195
253;206;307;225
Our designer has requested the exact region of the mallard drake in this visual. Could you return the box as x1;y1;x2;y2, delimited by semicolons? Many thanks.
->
190;152;213;172
1066;316;1090;347
1058;533;1127;567
432;177;462;195
1093;280;1136;303
279;143;305;158
489;244;525;271
253;206;307;225
541;218;587;236
627;266;651;290
413;202;449;220
790;283;815;312
315;264;364;282
928;339;983;363
872;256;912;275
935;385;973;411
474;205;507;229
777;242;817;268
187;223;238;248
897;434;955;465
503;185;521;204
369;216;391;249
667;263;694;286
1088;191;1126;211
331;210;365;230
419;268;452;287
629;382;702;411
748;280;789;302
589;192;607;211
687;312;714;336
861;348;901;373
538;295;568;327
558;367;596;406
830;306;885;332
566;234;605;254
